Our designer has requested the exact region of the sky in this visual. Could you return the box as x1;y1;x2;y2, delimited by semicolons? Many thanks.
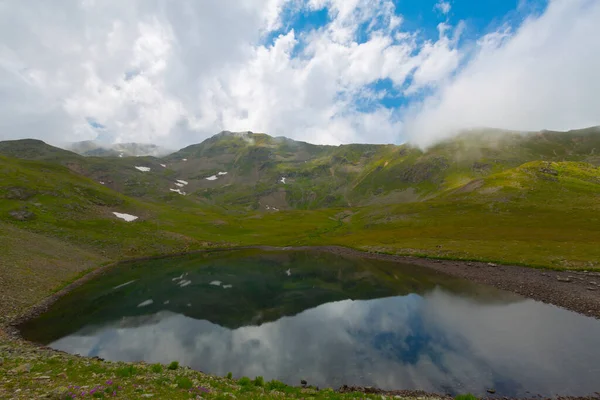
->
0;0;599;148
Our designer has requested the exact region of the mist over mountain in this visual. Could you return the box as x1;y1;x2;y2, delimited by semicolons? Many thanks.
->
66;141;172;158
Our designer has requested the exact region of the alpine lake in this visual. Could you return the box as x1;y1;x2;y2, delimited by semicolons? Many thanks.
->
18;249;600;397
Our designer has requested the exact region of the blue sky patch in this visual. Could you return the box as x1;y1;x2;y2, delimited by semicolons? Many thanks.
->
86;117;106;130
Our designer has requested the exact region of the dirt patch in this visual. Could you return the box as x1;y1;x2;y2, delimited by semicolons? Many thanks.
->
479;186;501;195
3;187;37;200
8;208;36;221
259;189;288;210
454;178;484;194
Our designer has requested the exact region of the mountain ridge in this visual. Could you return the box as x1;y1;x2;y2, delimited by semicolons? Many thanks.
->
2;126;600;211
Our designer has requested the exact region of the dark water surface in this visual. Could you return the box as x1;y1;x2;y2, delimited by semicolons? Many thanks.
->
19;250;600;396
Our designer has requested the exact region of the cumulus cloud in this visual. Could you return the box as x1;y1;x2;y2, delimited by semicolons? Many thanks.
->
434;1;451;15
405;0;600;147
0;0;598;148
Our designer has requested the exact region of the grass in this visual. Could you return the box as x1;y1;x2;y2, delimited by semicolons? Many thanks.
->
455;394;478;400
2;156;600;325
1;337;419;399
168;361;179;370
2;131;600;398
150;364;163;373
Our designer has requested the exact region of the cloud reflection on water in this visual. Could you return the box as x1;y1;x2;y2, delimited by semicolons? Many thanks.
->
51;288;600;397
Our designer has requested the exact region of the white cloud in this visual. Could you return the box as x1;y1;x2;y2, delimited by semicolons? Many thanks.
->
405;0;600;147
434;1;451;15
0;0;598;148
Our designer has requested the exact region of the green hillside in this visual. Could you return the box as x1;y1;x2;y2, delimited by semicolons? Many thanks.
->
3;128;599;212
1;129;600;399
1;128;600;322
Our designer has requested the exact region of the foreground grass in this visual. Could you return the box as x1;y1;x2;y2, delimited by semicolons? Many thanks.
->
0;332;445;400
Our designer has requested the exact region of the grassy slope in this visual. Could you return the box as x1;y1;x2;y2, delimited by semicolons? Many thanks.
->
332;161;600;269
164;127;600;210
2;132;600;399
1;154;599;320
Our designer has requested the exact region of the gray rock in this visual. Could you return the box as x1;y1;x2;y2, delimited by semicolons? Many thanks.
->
8;209;35;221
12;363;31;373
47;387;70;399
539;167;558;176
557;276;572;283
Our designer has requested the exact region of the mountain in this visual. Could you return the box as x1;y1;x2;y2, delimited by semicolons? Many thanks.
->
67;140;172;157
0;139;82;163
3;127;600;212
137;127;600;209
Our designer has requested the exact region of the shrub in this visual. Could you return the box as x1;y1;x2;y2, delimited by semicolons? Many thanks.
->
226;372;233;380
167;361;179;370
253;376;265;387
151;364;163;373
266;379;288;391
238;377;252;387
175;376;193;389
115;365;136;378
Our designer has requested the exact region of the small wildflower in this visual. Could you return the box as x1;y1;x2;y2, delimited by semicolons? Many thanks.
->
106;379;113;385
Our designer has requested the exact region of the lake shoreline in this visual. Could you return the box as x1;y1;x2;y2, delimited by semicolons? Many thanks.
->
3;245;600;399
289;245;600;320
6;244;600;341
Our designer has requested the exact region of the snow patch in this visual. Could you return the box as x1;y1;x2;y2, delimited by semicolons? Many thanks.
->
286;269;291;276
176;180;189;185
280;177;286;184
114;280;136;290
205;175;218;181
182;158;188;162
218;172;228;176
137;299;153;307
178;280;192;287
112;212;138;222
163;300;170;305
209;280;222;286
119;153;124;158
174;182;185;187
172;273;185;281
135;166;151;172
222;284;233;289
99;181;105;185
160;164;166;168
170;188;186;195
